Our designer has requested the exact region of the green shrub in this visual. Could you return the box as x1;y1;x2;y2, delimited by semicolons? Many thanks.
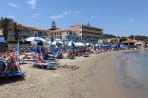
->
6;40;24;44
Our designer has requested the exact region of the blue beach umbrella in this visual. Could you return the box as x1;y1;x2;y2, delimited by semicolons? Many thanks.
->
111;44;118;48
47;41;52;45
52;40;63;46
66;41;75;47
85;43;92;47
25;37;47;45
0;37;7;45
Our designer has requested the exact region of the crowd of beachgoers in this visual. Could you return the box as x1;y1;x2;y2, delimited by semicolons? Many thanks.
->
0;44;122;77
0;45;132;98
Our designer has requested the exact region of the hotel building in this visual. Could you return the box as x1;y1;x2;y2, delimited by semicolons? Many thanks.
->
69;24;103;42
7;25;49;40
49;29;76;41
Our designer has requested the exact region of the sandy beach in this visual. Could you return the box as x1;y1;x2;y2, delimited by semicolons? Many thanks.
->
0;51;128;98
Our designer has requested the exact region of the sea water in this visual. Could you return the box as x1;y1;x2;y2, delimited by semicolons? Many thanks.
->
116;50;148;98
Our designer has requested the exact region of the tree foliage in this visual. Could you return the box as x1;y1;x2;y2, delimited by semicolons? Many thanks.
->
103;34;148;43
103;34;116;39
0;17;14;40
50;21;57;31
11;22;22;40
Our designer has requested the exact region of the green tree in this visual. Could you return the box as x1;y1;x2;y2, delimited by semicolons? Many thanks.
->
103;34;116;39
119;38;127;42
11;22;22;40
0;17;14;40
50;21;57;31
129;35;134;39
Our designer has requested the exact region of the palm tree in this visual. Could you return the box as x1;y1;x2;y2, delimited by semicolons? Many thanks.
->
0;17;14;40
11;22;22;40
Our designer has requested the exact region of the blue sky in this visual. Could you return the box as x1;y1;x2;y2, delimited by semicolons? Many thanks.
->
0;0;148;36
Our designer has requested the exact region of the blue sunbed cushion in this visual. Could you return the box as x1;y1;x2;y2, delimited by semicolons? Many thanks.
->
47;63;56;67
0;73;5;77
7;71;24;76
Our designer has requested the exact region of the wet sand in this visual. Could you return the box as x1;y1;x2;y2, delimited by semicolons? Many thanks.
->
0;51;127;98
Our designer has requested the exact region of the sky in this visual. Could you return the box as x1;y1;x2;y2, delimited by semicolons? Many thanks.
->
0;0;148;37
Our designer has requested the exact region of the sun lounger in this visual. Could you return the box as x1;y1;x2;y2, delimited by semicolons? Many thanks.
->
67;54;75;59
32;61;58;70
0;72;5;77
49;58;58;63
5;71;24;77
83;54;89;57
0;71;24;78
83;52;90;57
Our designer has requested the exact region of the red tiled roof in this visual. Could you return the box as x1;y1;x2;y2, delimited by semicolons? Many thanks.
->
122;39;137;43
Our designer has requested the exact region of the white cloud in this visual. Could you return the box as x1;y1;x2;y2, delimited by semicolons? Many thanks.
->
33;12;40;18
49;11;70;19
90;16;97;20
8;15;16;20
8;3;21;8
129;18;135;22
73;11;80;18
27;0;37;9
49;15;63;19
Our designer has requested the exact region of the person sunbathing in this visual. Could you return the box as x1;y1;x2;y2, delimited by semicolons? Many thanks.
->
66;50;74;59
5;52;22;72
66;50;71;58
57;50;63;57
43;52;50;60
38;54;44;62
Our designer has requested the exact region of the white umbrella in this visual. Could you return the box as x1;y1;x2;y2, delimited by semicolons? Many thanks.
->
75;42;84;47
95;44;99;47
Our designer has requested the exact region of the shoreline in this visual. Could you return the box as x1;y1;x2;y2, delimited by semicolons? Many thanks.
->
116;50;148;98
0;51;128;98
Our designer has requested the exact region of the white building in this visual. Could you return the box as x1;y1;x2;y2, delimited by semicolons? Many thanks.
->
134;41;145;49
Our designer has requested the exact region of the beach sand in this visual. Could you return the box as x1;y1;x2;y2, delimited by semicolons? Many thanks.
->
0;51;128;98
